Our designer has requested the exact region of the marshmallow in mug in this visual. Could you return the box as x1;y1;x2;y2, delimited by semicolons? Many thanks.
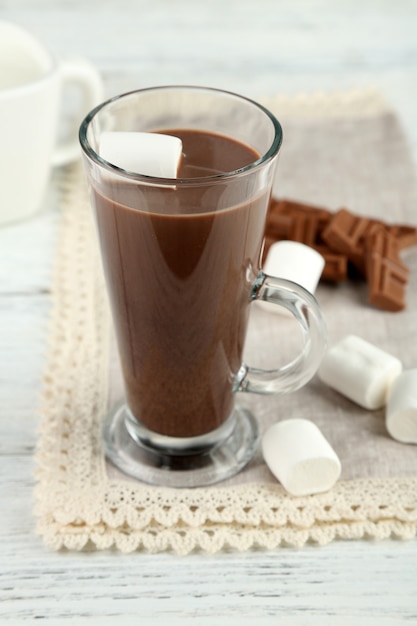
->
318;334;402;410
99;131;183;178
386;369;417;444
262;418;341;496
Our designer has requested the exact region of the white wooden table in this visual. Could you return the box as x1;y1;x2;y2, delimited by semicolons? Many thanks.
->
1;1;417;623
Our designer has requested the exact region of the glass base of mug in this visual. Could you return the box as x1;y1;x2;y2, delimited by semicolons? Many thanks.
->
103;402;259;488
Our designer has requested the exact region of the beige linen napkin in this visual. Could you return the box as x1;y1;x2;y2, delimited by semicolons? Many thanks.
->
35;89;417;554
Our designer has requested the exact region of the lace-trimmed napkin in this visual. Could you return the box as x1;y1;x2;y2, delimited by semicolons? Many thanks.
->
34;89;417;554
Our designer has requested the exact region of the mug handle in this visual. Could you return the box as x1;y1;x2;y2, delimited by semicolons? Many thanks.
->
51;57;103;167
234;272;327;395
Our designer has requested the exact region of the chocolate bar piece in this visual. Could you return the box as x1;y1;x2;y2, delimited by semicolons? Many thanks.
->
270;199;331;244
263;197;416;311
321;208;370;274
387;224;417;250
366;227;410;312
313;245;348;282
265;199;338;274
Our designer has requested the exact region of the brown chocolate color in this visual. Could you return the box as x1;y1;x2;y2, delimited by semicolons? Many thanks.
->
263;197;416;309
313;245;348;282
321;208;370;274
91;129;269;438
263;199;346;280
366;227;410;312
387;224;417;249
266;199;331;245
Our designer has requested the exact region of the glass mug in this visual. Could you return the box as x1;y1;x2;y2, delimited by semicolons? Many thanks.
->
79;86;326;487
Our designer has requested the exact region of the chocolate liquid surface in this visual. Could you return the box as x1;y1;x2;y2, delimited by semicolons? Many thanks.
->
92;130;269;437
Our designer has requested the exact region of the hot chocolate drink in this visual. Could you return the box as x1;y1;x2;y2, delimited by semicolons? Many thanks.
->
91;129;270;438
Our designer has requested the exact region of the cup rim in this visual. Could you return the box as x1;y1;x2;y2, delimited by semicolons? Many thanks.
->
79;85;283;186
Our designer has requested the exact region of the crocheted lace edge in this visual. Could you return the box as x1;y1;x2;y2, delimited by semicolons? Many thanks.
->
34;90;416;554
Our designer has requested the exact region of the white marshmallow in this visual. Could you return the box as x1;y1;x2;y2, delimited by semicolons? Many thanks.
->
256;241;325;316
99;131;183;178
262;419;341;496
386;369;417;444
263;241;325;295
318;335;402;410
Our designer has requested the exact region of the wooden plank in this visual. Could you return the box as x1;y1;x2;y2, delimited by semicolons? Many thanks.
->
1;1;416;622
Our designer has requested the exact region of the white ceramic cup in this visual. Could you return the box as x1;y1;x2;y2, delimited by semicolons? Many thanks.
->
0;20;103;225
